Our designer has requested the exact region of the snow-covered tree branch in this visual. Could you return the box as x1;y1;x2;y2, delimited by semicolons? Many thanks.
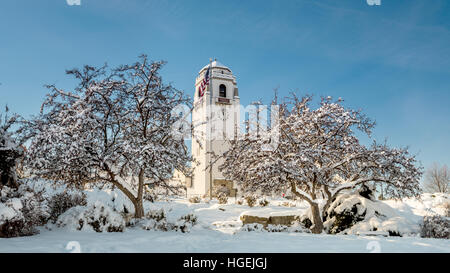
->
220;95;423;233
24;55;192;218
0;106;24;189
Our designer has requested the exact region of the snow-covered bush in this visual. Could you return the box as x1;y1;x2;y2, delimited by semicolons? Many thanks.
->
47;191;87;223
322;192;418;236
258;198;269;207
267;222;310;233
19;187;49;227
139;209;169;231
280;201;296;207
420;215;449;239
239;222;310;233
299;215;313;229
327;207;365;234
240;196;269;206
217;192;228;204
189;196;201;203
213;185;230;204
0;197;35;237
245;195;256;207
56;201;125;232
174;213;198;233
85;186;135;216
138;209;197;233
240;223;265;232
0;185;48;238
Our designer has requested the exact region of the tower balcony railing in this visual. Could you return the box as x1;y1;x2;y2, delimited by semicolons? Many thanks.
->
215;97;231;104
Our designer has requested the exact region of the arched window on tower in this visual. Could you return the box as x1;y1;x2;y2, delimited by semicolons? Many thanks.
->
219;84;226;98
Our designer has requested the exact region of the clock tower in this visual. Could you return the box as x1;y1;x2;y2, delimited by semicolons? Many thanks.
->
188;60;240;198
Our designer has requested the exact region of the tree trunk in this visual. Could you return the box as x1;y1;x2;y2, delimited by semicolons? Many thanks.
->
132;198;145;219
104;164;145;219
289;181;324;234
134;168;145;219
310;203;324;234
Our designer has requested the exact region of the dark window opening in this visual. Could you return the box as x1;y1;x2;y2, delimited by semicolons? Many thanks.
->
219;84;226;97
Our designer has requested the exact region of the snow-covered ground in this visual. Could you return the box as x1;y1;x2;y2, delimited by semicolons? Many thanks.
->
2;225;449;253
1;190;449;253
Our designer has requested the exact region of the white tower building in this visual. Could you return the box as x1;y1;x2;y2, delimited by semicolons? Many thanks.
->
187;60;240;198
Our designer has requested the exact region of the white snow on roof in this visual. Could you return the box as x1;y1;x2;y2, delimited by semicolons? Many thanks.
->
199;60;231;74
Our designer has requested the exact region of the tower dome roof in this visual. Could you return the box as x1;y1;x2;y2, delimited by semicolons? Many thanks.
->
199;60;231;74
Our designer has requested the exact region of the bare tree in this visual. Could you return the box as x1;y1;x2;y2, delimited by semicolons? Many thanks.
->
24;55;192;218
220;95;423;234
423;163;449;193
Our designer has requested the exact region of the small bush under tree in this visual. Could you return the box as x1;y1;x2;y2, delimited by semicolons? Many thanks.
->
245;195;256;207
189;196;201;203
47;191;87;223
56;201;125;232
139;209;197;233
217;192;228;204
420;215;449;239
258;198;269;207
0;185;48;238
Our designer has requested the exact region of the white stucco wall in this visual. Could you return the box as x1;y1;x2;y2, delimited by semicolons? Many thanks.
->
187;62;240;197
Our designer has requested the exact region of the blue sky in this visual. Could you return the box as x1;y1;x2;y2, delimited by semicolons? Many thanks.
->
0;0;449;171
